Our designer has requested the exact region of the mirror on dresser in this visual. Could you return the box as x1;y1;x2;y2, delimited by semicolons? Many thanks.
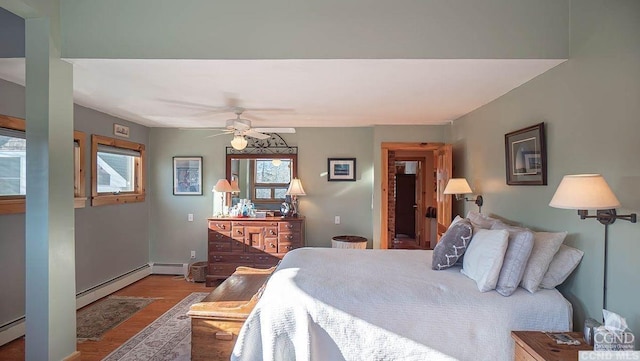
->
225;134;298;212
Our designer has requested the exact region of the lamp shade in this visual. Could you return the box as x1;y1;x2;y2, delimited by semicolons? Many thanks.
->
213;179;233;193
230;135;248;150
443;178;473;195
230;179;241;193
286;178;306;196
549;174;621;210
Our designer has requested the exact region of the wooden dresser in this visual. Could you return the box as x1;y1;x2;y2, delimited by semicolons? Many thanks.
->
206;216;305;286
512;331;592;361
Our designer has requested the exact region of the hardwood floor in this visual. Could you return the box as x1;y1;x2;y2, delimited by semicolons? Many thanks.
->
0;275;218;361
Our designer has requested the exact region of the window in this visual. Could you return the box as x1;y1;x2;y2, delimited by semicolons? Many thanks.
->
0;115;26;214
91;134;145;206
252;158;291;202
0;115;88;214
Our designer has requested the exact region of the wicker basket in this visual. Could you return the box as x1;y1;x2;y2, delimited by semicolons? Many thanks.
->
190;261;208;283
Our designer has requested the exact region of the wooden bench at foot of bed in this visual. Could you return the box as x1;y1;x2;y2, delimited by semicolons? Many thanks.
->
187;266;274;361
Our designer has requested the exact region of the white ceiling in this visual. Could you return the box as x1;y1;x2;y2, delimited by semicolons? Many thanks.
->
0;58;565;128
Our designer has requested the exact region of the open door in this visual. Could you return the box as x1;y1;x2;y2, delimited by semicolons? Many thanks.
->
434;144;452;244
380;143;452;249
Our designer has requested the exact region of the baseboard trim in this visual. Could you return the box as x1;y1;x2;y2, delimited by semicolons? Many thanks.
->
0;264;151;347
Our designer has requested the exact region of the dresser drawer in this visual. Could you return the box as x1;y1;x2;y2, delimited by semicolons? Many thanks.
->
209;221;231;232
279;222;301;232
264;238;278;253
210;254;253;264
278;232;300;243
209;230;232;242
231;226;245;238
254;254;280;266
207;264;238;278
209;241;232;253
277;241;299;253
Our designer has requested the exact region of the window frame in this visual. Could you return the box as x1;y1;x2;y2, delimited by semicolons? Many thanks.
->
91;134;146;206
0;115;88;214
0;115;26;214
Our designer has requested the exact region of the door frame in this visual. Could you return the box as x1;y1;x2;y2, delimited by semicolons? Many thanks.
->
380;142;446;249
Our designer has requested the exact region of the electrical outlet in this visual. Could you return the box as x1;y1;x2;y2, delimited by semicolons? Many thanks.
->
188;213;193;222
334;216;341;224
190;250;196;259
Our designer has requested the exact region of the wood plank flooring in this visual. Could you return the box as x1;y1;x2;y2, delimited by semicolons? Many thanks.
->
0;275;218;361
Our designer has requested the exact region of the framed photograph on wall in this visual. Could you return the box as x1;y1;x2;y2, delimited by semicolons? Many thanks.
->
504;122;547;185
328;158;356;181
173;156;203;195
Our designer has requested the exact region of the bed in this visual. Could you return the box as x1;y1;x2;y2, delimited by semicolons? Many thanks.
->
231;248;572;361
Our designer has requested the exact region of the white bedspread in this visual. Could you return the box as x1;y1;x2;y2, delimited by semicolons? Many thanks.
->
232;248;572;361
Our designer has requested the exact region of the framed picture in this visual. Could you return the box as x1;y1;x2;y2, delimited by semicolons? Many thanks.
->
113;123;130;138
328;158;356;181
504;122;547;185
173;156;203;195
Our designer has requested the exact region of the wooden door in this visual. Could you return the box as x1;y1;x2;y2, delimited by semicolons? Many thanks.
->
435;144;452;241
395;174;416;238
380;142;451;249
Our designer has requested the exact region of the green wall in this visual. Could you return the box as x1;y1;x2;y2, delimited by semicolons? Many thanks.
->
148;125;447;259
449;0;640;340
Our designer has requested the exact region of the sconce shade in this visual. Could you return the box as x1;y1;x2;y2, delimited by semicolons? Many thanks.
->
230;179;241;193
286;178;306;196
549;174;621;210
213;179;233;193
231;135;248;150
443;178;473;195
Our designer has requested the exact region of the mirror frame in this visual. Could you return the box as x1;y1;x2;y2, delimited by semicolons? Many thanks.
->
225;134;298;203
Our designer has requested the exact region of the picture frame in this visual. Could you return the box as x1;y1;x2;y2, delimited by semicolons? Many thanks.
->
113;123;130;138
327;158;356;181
504;122;547;185
173;156;203;195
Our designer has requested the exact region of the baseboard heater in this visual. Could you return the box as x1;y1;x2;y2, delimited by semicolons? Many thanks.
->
0;264;151;347
150;262;189;277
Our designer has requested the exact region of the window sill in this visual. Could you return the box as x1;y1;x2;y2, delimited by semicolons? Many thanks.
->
92;194;145;206
0;198;25;215
74;197;87;209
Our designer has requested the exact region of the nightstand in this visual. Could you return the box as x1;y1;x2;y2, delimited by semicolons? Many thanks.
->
511;331;593;361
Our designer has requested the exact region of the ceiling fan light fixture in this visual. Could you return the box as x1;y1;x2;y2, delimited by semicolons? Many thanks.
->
231;135;248;150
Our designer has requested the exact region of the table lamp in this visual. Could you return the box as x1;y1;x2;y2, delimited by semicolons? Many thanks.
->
286;178;306;217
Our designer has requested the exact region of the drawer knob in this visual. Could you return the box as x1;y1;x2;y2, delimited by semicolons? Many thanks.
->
286;245;293;250
286;235;293;240
287;224;293;229
216;223;226;229
270;243;275;248
270;230;276;235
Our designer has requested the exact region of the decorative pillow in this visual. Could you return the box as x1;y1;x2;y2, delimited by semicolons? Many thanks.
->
539;244;584;289
432;219;473;270
461;229;509;292
466;210;501;232
519;231;567;293
491;222;535;297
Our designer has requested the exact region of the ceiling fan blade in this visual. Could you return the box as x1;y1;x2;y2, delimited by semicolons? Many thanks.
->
244;130;270;139
204;130;234;138
253;127;296;134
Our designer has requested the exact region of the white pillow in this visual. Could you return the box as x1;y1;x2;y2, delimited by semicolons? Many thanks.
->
461;229;509;292
491;222;535;297
519;231;567;293
539;244;584;289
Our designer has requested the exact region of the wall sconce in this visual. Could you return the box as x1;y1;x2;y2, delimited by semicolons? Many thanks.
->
443;178;484;212
286;178;306;217
549;174;637;310
213;179;234;216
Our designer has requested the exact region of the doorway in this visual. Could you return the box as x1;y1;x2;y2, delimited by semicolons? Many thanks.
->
380;143;452;250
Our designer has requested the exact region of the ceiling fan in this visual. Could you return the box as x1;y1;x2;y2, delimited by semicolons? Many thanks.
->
206;107;295;150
